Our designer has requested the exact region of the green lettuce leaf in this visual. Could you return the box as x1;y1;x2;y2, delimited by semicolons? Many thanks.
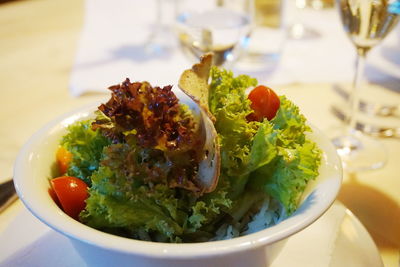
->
80;181;184;242
250;139;321;214
247;122;278;173
209;68;321;216
81;143;232;242
61;120;111;185
209;67;258;178
272;96;311;147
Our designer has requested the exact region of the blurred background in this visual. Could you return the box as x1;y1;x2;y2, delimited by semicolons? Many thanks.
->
0;0;399;266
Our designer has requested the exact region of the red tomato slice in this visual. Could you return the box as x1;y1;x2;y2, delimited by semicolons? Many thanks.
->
48;187;61;208
50;176;88;220
247;85;280;121
56;147;72;175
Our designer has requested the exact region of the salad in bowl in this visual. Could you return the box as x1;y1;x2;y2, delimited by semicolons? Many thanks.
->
49;54;322;243
14;55;341;266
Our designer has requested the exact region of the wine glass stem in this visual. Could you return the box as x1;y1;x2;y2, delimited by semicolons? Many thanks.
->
155;0;162;33
347;47;367;135
149;0;163;41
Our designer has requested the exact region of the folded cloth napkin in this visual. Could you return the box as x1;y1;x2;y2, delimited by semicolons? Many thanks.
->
70;0;400;96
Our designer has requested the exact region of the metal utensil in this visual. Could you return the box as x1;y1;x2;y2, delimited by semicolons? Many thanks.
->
333;85;400;118
331;105;400;139
0;179;18;213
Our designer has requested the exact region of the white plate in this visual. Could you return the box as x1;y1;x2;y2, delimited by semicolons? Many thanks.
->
271;201;383;267
0;201;382;267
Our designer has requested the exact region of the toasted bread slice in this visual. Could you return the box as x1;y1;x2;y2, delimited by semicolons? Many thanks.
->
178;53;213;117
178;53;220;193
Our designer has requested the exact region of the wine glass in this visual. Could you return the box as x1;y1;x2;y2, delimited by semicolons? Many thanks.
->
174;0;253;66
287;0;320;39
233;0;286;72
332;0;399;172
144;0;178;56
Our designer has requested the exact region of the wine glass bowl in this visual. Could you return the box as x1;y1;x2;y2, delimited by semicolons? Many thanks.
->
175;0;252;66
339;0;399;51
332;0;399;172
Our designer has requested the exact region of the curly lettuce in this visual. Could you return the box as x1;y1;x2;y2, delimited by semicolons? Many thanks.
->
79;142;232;242
58;68;321;242
60;120;111;185
208;67;321;215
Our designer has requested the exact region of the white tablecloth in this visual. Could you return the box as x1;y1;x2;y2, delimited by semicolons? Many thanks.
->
69;0;400;96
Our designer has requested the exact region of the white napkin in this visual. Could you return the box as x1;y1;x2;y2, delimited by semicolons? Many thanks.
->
69;0;189;96
69;0;400;96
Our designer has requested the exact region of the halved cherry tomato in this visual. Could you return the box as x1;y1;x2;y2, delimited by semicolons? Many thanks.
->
56;146;72;175
50;176;88;220
48;187;61;208
247;85;280;121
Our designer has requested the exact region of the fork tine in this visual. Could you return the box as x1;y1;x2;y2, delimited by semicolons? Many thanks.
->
332;85;400;118
330;105;400;139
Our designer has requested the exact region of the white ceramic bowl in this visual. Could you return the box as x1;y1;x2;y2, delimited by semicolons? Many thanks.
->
14;99;342;267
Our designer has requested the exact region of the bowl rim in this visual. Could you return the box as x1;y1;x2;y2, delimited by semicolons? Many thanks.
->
13;102;342;259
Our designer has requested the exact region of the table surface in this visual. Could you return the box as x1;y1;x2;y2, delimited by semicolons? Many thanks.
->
0;0;399;266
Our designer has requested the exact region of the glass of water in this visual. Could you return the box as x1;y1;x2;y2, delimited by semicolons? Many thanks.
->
175;0;253;66
235;0;286;72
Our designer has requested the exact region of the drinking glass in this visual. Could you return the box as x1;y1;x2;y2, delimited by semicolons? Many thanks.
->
144;0;178;56
234;0;286;72
287;0;320;39
175;0;253;66
332;0;399;172
144;0;166;55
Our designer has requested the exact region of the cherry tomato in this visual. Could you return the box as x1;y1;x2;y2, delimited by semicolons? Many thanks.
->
56;146;72;175
247;85;280;121
50;176;88;220
48;187;61;208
